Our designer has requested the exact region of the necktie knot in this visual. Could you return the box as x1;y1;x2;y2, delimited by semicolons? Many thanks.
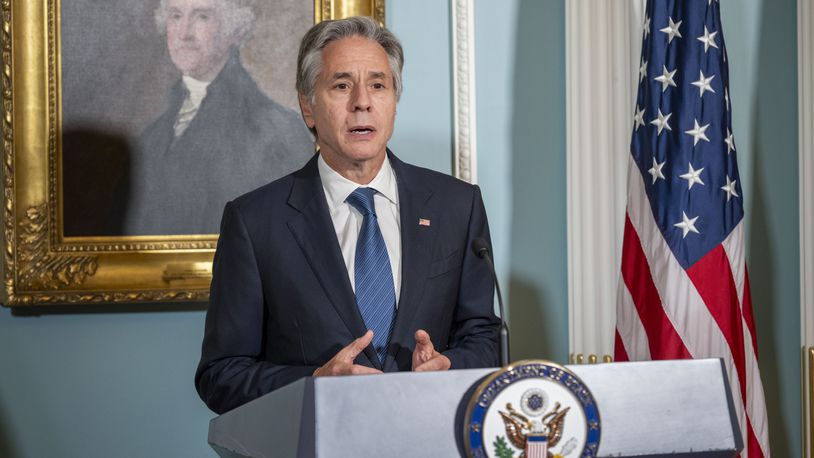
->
346;187;378;216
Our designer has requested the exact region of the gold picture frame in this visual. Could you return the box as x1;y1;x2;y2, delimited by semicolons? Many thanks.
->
1;0;385;307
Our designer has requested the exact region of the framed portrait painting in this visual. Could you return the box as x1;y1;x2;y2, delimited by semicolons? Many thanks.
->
1;0;384;306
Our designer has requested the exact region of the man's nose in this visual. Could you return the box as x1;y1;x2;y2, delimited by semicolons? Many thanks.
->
351;85;372;112
180;16;195;39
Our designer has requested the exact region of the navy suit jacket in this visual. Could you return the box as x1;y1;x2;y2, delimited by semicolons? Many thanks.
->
195;151;499;414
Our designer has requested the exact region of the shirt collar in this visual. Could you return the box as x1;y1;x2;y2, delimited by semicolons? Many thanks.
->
317;154;399;212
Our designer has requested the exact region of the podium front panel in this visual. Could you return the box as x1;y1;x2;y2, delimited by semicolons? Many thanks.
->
208;359;741;457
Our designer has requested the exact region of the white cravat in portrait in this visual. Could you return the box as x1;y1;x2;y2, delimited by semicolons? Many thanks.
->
174;76;210;137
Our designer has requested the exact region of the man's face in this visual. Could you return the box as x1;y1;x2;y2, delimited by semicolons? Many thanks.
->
165;0;235;81
299;36;397;172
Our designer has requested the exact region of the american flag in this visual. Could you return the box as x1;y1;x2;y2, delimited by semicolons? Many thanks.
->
614;1;770;457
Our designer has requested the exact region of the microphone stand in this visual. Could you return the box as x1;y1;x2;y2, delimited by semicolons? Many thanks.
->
473;239;510;367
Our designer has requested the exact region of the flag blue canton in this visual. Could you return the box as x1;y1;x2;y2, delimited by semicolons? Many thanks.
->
631;0;743;269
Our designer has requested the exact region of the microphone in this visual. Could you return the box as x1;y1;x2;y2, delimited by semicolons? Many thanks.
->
471;237;510;367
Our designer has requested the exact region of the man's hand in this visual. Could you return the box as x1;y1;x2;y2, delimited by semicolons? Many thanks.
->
313;330;384;377
412;329;451;372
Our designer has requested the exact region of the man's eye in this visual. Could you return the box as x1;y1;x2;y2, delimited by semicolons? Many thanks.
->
372;83;385;90
197;13;210;21
335;83;349;90
170;12;182;20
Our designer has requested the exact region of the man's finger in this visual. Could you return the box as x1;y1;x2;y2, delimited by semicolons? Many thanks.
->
349;364;384;375
414;329;433;349
414;354;451;372
414;358;442;372
341;330;374;360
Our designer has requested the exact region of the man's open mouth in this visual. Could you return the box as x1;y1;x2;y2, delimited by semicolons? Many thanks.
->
349;125;375;135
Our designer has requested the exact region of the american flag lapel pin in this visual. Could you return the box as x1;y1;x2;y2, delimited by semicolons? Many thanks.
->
418;218;431;227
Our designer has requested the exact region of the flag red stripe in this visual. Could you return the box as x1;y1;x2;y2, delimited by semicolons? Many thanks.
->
621;215;692;359
742;268;758;359
685;245;748;405
614;329;630;362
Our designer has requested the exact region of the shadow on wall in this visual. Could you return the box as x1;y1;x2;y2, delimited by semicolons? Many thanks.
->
509;278;557;361
507;0;568;363
747;150;787;452
745;0;798;454
9;302;206;316
0;399;19;457
62;128;131;237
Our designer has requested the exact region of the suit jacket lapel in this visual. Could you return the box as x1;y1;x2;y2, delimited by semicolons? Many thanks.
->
286;156;380;369
387;152;436;369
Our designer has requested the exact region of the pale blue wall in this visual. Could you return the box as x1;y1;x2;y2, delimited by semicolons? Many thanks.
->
468;0;569;363
0;309;213;457
387;0;453;174
0;0;801;456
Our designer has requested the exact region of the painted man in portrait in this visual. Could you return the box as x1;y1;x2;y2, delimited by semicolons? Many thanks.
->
123;0;314;235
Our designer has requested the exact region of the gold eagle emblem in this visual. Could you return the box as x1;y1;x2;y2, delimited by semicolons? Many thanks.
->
498;402;570;457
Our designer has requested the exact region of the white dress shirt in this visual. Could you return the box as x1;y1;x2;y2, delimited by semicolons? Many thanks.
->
318;154;402;305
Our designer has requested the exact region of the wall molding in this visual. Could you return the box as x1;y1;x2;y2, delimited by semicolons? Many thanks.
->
799;0;814;454
565;0;643;362
451;0;477;183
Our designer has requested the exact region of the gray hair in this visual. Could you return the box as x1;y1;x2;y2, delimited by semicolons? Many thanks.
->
296;16;404;103
154;0;256;47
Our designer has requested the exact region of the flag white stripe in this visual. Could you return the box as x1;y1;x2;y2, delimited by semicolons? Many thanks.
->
722;223;746;308
617;276;652;360
743;317;770;456
722;224;770;456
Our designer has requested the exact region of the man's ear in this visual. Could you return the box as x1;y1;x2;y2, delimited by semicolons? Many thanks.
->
298;92;316;129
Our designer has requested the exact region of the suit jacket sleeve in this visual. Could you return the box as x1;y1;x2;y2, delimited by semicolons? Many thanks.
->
195;202;317;414
440;185;500;369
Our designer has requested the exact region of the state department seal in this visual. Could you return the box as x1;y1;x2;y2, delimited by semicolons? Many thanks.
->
464;360;600;458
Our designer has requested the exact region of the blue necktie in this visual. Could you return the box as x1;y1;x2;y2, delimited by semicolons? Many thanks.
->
346;187;396;365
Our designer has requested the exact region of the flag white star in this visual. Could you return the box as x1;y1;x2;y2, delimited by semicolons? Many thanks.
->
725;88;730;111
659;17;683;43
643;16;651;39
724;129;736;154
690;70;716;97
674;211;700;238
654;65;677;92
633;105;646;130
648;157;666;184
685;118;711;146
697;26;719;52
680;163;705;189
721;176;739;201
650;108;673;135
639;59;648;82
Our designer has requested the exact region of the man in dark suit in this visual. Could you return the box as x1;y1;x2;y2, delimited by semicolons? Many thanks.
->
195;16;499;415
124;0;313;235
